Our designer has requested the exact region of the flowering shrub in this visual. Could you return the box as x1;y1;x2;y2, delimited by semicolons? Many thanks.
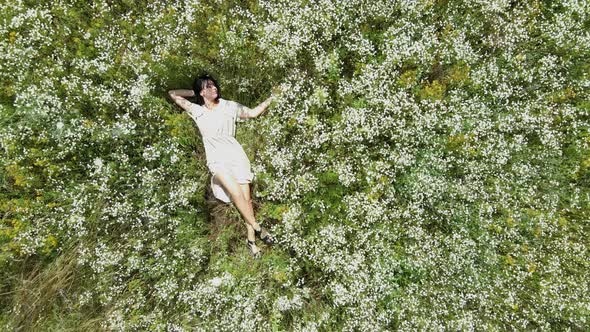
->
1;0;589;331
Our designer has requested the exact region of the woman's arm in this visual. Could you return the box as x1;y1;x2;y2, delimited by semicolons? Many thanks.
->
168;89;195;112
243;95;274;119
245;86;282;118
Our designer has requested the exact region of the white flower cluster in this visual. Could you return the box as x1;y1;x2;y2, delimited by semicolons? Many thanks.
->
247;0;590;329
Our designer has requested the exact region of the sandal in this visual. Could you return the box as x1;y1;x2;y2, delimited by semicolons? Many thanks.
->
255;226;274;245
247;239;261;259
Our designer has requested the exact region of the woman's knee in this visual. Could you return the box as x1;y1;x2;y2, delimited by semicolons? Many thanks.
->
228;190;246;203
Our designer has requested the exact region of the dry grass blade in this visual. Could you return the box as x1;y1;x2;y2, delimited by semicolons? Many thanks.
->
12;246;79;331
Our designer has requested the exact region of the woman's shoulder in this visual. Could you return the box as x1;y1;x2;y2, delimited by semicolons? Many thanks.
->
220;98;235;107
221;99;246;111
220;99;240;112
188;102;205;118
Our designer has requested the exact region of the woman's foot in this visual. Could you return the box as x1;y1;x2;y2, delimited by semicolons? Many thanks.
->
246;239;261;259
254;226;274;245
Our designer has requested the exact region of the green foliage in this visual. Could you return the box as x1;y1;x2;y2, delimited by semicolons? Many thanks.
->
1;0;589;330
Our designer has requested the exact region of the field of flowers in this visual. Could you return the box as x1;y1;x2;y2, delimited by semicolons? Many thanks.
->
1;0;589;330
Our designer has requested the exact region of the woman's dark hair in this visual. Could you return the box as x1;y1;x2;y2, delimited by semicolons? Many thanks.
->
193;74;221;105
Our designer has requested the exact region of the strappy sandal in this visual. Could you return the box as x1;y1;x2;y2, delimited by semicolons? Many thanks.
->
247;239;261;259
255;226;274;245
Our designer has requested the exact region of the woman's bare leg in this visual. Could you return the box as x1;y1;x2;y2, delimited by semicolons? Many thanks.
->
240;183;273;244
213;172;260;242
239;183;255;224
238;183;259;242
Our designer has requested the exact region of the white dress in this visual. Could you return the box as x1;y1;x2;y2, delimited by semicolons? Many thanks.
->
186;98;254;203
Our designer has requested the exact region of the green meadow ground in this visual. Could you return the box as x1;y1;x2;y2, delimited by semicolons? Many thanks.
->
1;1;589;330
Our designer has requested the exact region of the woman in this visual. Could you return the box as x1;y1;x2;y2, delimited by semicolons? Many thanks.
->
168;75;274;258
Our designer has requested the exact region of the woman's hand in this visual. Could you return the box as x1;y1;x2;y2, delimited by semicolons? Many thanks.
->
271;85;283;99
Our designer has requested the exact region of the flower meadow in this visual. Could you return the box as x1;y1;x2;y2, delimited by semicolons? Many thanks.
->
1;0;589;330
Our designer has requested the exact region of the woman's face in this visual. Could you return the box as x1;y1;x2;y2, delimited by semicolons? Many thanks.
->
200;79;218;101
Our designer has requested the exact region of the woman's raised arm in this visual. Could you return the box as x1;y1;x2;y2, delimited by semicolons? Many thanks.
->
240;86;283;119
242;95;274;119
168;89;195;112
